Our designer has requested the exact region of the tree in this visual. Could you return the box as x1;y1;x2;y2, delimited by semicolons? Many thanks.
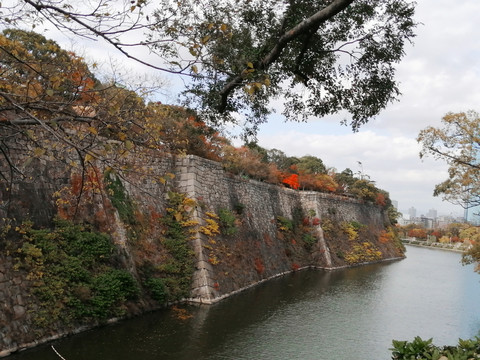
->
335;168;356;193
0;29;168;182
418;111;480;209
297;155;327;175
2;0;417;135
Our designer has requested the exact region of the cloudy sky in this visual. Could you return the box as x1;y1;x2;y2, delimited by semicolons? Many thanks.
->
28;0;480;217
252;0;480;217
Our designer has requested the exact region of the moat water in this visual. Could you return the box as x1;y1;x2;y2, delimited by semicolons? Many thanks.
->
8;245;480;359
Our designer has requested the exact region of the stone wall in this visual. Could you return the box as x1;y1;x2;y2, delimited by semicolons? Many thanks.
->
175;155;398;304
0;153;401;357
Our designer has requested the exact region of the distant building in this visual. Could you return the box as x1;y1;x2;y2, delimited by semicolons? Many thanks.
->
408;207;416;220
426;208;437;220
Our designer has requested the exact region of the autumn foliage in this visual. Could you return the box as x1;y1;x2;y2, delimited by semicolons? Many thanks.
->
0;29;395;217
282;174;300;190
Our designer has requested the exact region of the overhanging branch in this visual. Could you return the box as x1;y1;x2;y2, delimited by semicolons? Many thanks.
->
217;0;354;111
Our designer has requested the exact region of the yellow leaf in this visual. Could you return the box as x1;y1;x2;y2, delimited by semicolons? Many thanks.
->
33;147;46;157
220;24;228;32
192;65;198;74
117;132;127;141
247;62;254;69
84;153;94;163
87;126;98;135
201;35;210;44
125;140;134;150
174;212;183;222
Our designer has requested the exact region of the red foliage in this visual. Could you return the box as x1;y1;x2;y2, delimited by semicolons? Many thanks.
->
254;258;265;274
312;217;320;226
282;174;299;189
375;193;387;207
451;236;461;243
291;263;300;271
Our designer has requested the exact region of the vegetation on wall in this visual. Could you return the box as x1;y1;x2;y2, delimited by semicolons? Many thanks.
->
276;208;320;251
6;219;138;327
139;191;197;303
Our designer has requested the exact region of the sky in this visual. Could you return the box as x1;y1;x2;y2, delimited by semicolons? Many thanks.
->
18;0;480;218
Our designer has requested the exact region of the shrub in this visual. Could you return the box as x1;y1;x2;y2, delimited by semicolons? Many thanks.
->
303;233;318;250
146;278;169;303
277;216;294;232
218;208;238;236
391;336;480;360
11;219;139;325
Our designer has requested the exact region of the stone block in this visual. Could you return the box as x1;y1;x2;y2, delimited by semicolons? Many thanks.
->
13;305;26;319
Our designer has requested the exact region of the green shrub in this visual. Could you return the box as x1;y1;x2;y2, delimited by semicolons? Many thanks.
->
277;216;294;232
88;269;139;318
146;277;169;303
302;233;318;250
11;219;139;325
391;336;480;360
218;208;238;236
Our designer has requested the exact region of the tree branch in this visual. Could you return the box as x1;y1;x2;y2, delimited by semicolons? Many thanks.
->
217;0;354;111
21;0;190;76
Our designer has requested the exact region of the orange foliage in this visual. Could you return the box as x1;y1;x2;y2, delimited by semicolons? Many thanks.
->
375;193;387;207
378;230;390;244
407;228;427;239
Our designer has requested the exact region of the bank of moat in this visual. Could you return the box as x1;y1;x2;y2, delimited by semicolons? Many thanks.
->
0;154;403;357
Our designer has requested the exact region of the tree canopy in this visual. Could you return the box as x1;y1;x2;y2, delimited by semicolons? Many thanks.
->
417;111;480;209
1;0;417;135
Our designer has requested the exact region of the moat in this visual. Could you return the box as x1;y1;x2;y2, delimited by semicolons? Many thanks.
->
8;245;480;360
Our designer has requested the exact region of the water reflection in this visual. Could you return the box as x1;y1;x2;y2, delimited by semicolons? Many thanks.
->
8;246;480;360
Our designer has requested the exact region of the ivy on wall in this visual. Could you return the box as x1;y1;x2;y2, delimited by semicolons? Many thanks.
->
7;219;139;327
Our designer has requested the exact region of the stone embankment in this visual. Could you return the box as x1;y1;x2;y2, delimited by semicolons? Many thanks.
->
402;238;470;253
0;154;403;357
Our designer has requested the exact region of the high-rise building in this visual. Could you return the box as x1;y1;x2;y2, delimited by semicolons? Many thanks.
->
426;208;437;219
408;206;416;220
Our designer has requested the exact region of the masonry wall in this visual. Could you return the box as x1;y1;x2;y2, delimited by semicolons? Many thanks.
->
175;155;399;304
0;153;401;357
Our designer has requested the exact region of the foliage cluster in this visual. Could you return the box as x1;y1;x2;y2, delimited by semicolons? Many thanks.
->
217;208;238;236
199;211;222;265
344;242;382;265
141;192;197;302
276;208;319;251
7;219;138;327
418;111;480;210
0;28;398;228
391;336;480;360
1;0;417;139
